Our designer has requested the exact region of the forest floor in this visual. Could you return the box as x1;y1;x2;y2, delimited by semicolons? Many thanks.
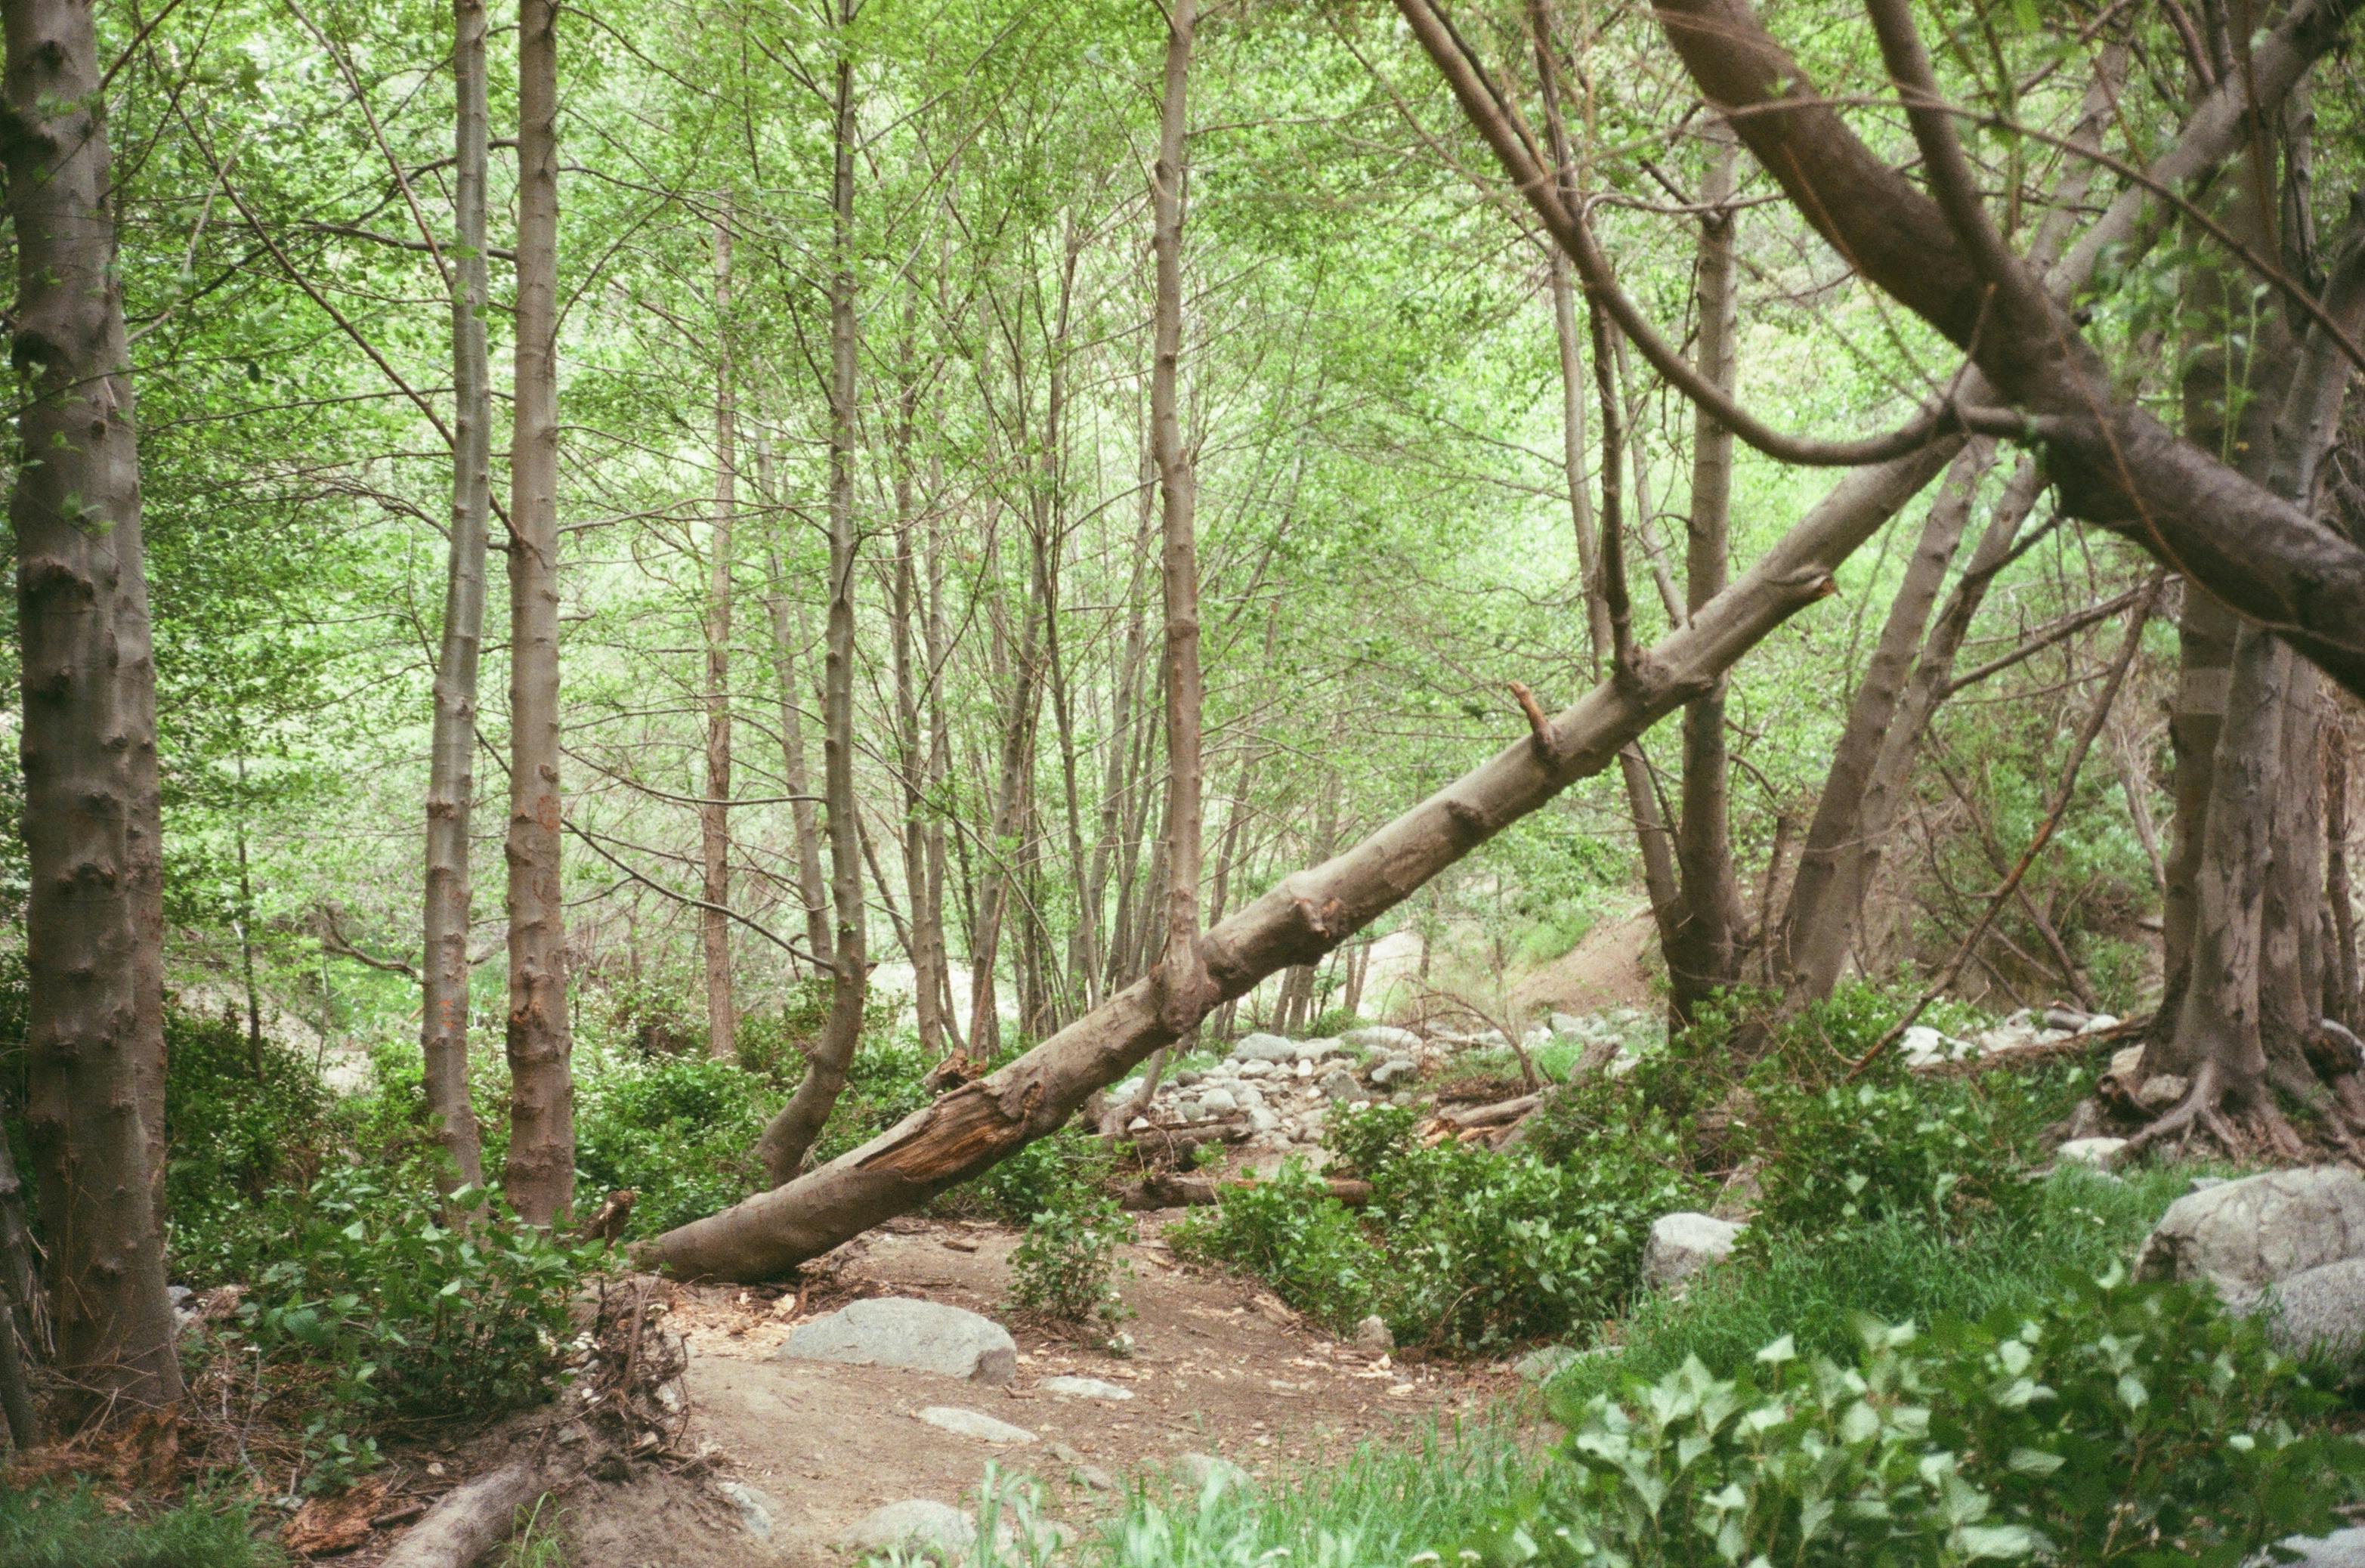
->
548;1216;1513;1568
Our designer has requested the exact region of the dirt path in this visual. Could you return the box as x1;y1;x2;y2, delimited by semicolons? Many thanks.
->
564;1214;1511;1566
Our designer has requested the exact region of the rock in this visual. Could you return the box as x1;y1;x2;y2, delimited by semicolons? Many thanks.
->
778;1297;1019;1384
1642;1212;1744;1292
1514;1344;1583;1381
1548;1013;1587;1038
1195;1086;1238;1115
1072;1463;1118;1492
2190;1176;2227;1192
2055;1137;2129;1171
1040;1375;1133;1402
1297;1038;1347;1061
2107;1044;2145;1081
1353;1314;1394;1354
1128;1116;1151;1131
1343;1025;1422;1054
715;1480;781;1540
2264;1258;2365;1367
2135;1167;2365;1309
2078;1013;2122;1035
918;1405;1037;1443
1522;1025;1555;1055
1176;1069;1204;1087
1318;1068;1360;1102
1110;1078;1144;1103
2271;1528;2365;1567
1231;1033;1299;1062
1247;1106;1281;1134
1177;1452;1248;1495
842;1500;976;1558
1293;1059;1314;1079
1367;1056;1418;1087
2135;1074;2190;1112
1235;1059;1275;1079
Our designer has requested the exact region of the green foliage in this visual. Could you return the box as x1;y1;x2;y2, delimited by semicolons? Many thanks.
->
1008;1183;1136;1325
1176;1105;1698;1352
809;1034;938;1165
1306;1007;1368;1039
1501;1273;2363;1568
573;1053;771;1236
162;1007;340;1286
963;1127;1119;1226
230;1167;585;1486
1746;1071;2040;1237
0;1486;287;1568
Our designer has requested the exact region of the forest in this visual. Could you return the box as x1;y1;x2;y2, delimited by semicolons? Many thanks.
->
6;0;2365;1560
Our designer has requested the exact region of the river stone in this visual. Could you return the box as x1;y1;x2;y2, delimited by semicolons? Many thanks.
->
2264;1257;2365;1367
919;1405;1037;1443
1343;1025;1422;1054
1641;1212;1744;1292
1178;1452;1249;1494
1367;1056;1418;1087
1319;1068;1360;1102
1353;1314;1394;1354
1514;1344;1584;1381
2055;1137;2129;1171
779;1297;1018;1384
1195;1086;1238;1115
1041;1375;1133;1402
1232;1033;1299;1062
842;1500;976;1557
2271;1529;2365;1567
715;1480;782;1539
2134;1167;2365;1309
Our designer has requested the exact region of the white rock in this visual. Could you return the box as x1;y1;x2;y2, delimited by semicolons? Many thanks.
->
1195;1087;1238;1115
1293;1058;1313;1078
1041;1375;1133;1402
2272;1529;2365;1568
2136;1074;2190;1112
1128;1116;1150;1131
1641;1212;1744;1292
716;1480;782;1539
2055;1137;2129;1171
919;1405;1037;1443
1235;1058;1276;1078
1177;1452;1248;1495
1110;1078;1144;1103
1342;1025;1422;1054
778;1297;1018;1384
1367;1056;1418;1087
842;1500;976;1557
2077;1013;2122;1035
1353;1314;1394;1354
2135;1166;2365;1310
1231;1033;1300;1062
2264;1257;2365;1368
1247;1107;1281;1133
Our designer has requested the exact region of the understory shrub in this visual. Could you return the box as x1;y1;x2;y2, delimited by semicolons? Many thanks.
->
1176;1105;1697;1352
1008;1183;1136;1326
960;1126;1117;1225
1498;1270;2363;1567
227;1166;586;1485
573;1052;770;1236
162;1008;341;1285
0;1486;286;1568
1307;1007;1368;1039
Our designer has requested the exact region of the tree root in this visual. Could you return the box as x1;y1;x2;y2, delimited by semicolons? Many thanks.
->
2121;1057;2315;1164
378;1460;554;1568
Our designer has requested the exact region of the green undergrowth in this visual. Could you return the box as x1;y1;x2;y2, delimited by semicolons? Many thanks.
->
0;1486;286;1568
1545;1164;2231;1406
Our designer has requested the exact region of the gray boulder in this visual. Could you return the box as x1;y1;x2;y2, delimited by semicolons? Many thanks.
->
2264;1257;2365;1367
1041;1375;1133;1402
842;1501;976;1558
1195;1086;1238;1115
1318;1068;1360;1102
778;1297;1018;1384
1231;1033;1299;1062
1642;1211;1744;1292
2054;1137;2129;1171
2271;1529;2365;1567
1343;1025;1422;1054
918;1405;1037;1443
1367;1056;1419;1087
2134;1167;2365;1309
715;1480;783;1540
1178;1452;1248;1495
1353;1314;1394;1354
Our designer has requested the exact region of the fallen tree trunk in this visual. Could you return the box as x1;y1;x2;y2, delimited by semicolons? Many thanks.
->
642;451;1945;1282
1122;1172;1372;1209
378;1460;552;1568
1432;1093;1541;1131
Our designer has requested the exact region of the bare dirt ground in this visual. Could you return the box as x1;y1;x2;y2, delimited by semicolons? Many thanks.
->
1507;907;1658;1018
553;1214;1513;1568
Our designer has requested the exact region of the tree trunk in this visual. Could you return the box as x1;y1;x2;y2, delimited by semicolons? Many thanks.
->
701;199;738;1060
420;0;493;1192
887;320;947;1053
2331;719;2360;1030
757;25;866;1184
645;441;1940;1279
503;0;573;1226
1665;128;1745;1024
762;538;832;972
2;0;185;1412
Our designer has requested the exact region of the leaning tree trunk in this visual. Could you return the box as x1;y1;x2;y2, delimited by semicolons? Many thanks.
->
702;198;738;1061
644;442;1956;1280
420;0;493;1192
503;0;573;1226
2;0;185;1413
757;23;867;1184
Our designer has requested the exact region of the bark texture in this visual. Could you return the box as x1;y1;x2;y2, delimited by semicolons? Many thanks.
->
503;0;573;1225
3;0;185;1413
420;0;493;1191
703;200;737;1060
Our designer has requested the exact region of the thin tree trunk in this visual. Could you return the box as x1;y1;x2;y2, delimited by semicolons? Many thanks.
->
233;752;264;1072
419;0;493;1191
503;0;573;1226
762;537;832;971
702;198;738;1060
889;354;946;1053
758;23;866;1184
2331;719;2360;1030
1666;128;1745;1024
2;0;184;1411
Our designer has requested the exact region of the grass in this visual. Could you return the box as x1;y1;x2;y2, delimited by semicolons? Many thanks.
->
0;1486;286;1568
1544;1162;2237;1406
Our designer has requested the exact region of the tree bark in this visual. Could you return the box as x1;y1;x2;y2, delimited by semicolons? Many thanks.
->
757;22;867;1184
503;0;573;1226
701;198;738;1060
645;445;1948;1280
378;1461;551;1568
3;0;185;1412
2331;719;2360;1030
1665;128;1745;1023
419;0;493;1191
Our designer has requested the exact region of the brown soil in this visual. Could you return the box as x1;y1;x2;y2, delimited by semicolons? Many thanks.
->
1506;905;1659;1017
544;1214;1509;1567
